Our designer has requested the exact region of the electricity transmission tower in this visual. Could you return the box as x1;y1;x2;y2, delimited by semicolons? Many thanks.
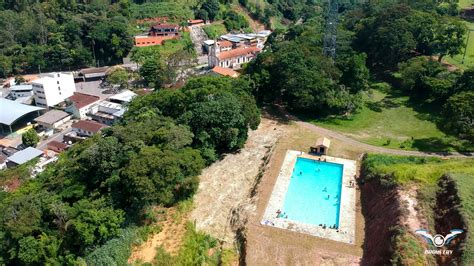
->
323;0;339;60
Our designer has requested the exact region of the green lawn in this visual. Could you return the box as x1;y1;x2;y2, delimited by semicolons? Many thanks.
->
309;87;473;152
363;154;474;185
452;173;474;264
459;0;474;8
202;24;227;39
445;21;474;69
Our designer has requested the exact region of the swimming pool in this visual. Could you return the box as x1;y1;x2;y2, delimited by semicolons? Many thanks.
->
281;157;343;227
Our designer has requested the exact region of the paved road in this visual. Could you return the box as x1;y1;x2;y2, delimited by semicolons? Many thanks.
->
275;107;473;158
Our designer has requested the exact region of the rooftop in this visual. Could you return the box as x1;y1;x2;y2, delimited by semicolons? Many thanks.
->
47;140;67;150
0;98;44;126
108;90;137;103
34;110;70;125
316;137;331;148
68;92;100;109
212;67;240;78
10;85;33;91
72;120;108;133
217;47;261;60
218;40;233;47
203;40;215;46
151;23;179;30
7;147;43;165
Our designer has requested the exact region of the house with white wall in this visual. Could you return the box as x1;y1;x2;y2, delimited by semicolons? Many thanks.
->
66;92;100;119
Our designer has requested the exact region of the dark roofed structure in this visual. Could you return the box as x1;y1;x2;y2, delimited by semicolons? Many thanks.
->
72;120;108;135
68;92;100;109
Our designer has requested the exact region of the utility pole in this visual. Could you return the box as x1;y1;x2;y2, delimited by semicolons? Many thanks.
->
462;29;473;64
323;0;339;60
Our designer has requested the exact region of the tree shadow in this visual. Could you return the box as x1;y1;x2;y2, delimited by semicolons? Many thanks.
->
411;137;473;154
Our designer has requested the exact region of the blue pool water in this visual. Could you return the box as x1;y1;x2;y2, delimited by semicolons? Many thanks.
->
281;157;344;227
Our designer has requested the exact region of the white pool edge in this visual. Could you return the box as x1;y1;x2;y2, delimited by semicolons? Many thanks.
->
261;150;357;244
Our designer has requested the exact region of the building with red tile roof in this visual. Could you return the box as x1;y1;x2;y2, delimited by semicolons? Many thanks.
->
211;66;240;78
71;120;108;137
47;140;68;153
209;46;261;69
134;23;180;47
66;92;100;119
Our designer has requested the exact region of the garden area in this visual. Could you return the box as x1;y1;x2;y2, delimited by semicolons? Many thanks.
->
202;23;228;39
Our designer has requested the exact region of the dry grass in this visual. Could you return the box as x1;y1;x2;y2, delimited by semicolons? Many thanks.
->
129;207;189;264
190;118;285;246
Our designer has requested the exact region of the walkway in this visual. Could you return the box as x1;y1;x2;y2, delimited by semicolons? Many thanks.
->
274;106;473;158
296;121;473;158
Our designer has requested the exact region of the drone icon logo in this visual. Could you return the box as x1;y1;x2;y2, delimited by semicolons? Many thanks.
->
415;229;463;248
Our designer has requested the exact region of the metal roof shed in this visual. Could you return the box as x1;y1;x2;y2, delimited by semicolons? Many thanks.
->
7;147;43;165
0;98;44;133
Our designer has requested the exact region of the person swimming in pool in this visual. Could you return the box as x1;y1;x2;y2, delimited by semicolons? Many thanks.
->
322;187;327;192
327;195;330;199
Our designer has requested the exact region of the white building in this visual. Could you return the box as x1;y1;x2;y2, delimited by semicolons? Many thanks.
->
32;72;76;107
65;92;100;119
208;46;261;69
10;85;34;98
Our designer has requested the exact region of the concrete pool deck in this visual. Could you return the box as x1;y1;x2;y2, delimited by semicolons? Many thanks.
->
261;150;357;244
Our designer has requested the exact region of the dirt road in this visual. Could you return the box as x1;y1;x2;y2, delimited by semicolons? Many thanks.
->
296;121;473;158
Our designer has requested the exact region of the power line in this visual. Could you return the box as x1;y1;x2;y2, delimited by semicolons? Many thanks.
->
323;0;339;60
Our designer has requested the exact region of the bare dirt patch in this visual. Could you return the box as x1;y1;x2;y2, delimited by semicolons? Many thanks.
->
190;118;286;246
129;209;188;264
399;186;427;232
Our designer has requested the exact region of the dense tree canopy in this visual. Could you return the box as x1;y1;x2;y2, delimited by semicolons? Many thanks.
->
0;0;134;77
21;128;39;147
126;76;260;162
245;19;368;115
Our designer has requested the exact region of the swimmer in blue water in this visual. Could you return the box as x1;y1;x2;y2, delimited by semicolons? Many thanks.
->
322;187;327;192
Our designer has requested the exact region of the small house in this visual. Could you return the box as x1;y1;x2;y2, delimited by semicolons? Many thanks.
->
310;137;331;155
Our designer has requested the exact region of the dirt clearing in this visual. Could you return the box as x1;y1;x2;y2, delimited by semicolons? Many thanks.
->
190;118;286;246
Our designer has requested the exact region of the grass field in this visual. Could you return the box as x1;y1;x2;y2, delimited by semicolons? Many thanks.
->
452;173;474;264
459;0;474;8
363;154;474;185
308;87;473;152
445;21;474;69
202;24;227;39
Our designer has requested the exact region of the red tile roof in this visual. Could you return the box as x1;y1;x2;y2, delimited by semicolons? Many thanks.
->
68;93;100;109
188;19;204;24
47;140;67;151
212;67;240;78
218;40;233;47
152;23;179;30
217;47;261;60
72;120;108;133
134;36;178;47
